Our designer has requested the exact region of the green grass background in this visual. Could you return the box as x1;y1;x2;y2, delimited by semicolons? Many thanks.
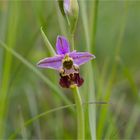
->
0;0;140;139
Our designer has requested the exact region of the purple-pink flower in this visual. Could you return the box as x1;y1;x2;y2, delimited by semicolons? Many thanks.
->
64;0;70;14
37;36;95;88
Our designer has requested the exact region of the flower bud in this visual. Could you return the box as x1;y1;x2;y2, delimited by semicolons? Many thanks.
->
64;0;78;15
63;0;79;34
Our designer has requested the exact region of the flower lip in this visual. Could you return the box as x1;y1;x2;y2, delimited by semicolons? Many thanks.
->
59;73;84;88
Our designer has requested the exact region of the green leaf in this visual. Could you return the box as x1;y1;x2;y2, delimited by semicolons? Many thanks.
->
40;27;56;56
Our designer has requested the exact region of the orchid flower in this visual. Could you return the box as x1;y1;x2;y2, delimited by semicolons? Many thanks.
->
37;36;95;88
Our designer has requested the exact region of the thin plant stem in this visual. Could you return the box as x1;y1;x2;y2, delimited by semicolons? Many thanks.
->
9;101;108;139
70;34;75;50
90;0;98;52
80;1;96;139
71;86;85;140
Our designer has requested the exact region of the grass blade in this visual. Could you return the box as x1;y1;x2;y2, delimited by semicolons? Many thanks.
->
80;1;96;139
0;40;72;106
40;27;56;56
9;101;104;139
124;105;140;138
0;2;19;138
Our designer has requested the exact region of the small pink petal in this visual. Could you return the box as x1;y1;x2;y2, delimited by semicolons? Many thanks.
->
69;52;95;66
37;55;64;70
56;36;70;55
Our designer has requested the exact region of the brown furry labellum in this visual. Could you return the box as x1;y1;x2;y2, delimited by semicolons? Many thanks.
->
59;73;84;88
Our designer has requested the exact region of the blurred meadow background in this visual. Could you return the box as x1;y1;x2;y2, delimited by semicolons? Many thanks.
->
0;0;140;139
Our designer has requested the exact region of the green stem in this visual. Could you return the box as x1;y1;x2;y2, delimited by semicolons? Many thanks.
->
71;86;85;140
80;1;96;139
70;33;74;50
90;0;98;52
